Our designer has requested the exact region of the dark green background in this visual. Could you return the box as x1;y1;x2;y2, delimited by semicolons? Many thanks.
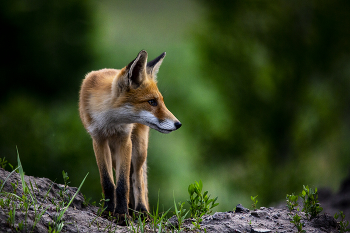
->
1;0;350;212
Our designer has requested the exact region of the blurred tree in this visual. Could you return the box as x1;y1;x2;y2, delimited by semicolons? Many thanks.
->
0;0;93;101
197;0;350;204
0;0;98;200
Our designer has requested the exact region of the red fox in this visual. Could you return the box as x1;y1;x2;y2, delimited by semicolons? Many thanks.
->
79;50;181;224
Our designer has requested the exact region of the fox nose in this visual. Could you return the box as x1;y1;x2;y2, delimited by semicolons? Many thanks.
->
174;121;182;130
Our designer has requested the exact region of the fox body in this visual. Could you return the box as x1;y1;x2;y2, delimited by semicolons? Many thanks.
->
79;50;181;221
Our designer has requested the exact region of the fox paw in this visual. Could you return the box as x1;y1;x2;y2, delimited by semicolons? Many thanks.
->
100;210;114;219
133;211;150;222
113;213;132;226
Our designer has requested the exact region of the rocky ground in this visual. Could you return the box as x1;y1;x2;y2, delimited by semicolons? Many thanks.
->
0;167;349;232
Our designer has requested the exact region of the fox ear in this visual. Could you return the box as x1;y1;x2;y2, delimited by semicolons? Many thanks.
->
147;52;166;79
126;50;148;88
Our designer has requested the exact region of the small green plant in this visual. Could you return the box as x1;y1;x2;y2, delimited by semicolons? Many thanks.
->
149;191;170;232
97;192;110;215
136;215;147;233
49;220;64;233
127;212;147;233
83;194;93;207
0;198;5;208
299;185;323;219
59;170;71;203
43;181;55;203
290;213;306;233
0;157;9;169
334;211;350;232
286;193;299;211
187;180;218;231
89;192;110;227
192;217;201;230
101;211;118;233
52;172;89;232
187;180;219;218
0;166;20;195
173;194;189;230
251;195;258;210
18;220;25;231
7;202;16;228
62;171;70;188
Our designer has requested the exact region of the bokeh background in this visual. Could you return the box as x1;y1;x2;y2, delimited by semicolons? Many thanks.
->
1;0;350;213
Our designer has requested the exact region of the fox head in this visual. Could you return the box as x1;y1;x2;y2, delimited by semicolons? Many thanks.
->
113;50;182;134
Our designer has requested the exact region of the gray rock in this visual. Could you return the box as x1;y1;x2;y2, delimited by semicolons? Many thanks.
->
251;211;268;218
251;228;271;233
235;204;250;213
167;215;178;228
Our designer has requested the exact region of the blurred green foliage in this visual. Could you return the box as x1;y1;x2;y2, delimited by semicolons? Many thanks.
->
1;0;350;213
0;0;92;100
196;0;350;206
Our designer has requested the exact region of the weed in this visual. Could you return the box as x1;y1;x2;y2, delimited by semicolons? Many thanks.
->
187;180;218;231
187;180;219;218
18;220;25;231
192;215;202;230
0;198;5;208
299;185;323;219
286;193;299;211
334;211;350;232
7;202;16;228
251;195;258;210
59;170;71;204
149;191;170;232
49;218;65;233
97;192;110;216
0;157;9;169
290;213;306;233
10;182;17;195
103;212;118;233
137;215;147;233
0;165;20;193
52;172;89;232
173;194;189;230
43;180;55;203
33;205;49;230
127;212;147;233
83;194;93;207
89;192;110;227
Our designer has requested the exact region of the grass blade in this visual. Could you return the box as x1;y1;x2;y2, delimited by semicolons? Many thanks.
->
33;206;49;230
57;172;89;222
16;146;26;192
0;166;20;193
16;148;35;203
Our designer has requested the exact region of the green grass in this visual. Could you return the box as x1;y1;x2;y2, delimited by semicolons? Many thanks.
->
334;211;350;233
0;152;88;233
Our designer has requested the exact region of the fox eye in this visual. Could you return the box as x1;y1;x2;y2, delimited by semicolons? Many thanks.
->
148;99;157;106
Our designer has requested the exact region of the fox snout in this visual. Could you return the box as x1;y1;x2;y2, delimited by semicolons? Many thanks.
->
141;111;181;134
156;119;181;134
159;119;182;133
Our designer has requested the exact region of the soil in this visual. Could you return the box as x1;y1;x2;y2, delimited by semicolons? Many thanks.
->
0;167;349;232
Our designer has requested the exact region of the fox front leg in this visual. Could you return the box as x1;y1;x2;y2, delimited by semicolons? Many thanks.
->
109;131;133;219
131;123;149;213
92;139;116;214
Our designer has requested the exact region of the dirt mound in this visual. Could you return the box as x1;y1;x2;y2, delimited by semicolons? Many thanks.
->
0;168;343;232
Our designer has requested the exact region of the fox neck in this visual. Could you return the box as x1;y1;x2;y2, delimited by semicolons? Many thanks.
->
87;104;137;139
